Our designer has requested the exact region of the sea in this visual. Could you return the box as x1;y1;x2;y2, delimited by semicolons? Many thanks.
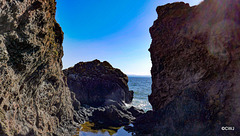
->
78;76;152;136
128;76;152;111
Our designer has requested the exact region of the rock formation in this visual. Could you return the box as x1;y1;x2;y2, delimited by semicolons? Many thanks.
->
64;59;133;107
0;0;75;135
64;60;144;127
132;0;240;135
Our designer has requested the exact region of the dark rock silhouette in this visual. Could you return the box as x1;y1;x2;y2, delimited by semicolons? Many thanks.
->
64;60;143;127
131;0;240;135
0;0;75;135
64;59;133;107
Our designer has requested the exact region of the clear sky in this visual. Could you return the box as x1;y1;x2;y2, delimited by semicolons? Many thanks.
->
56;0;203;76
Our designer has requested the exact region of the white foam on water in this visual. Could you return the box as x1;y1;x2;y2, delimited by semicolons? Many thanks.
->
128;76;152;111
131;99;152;112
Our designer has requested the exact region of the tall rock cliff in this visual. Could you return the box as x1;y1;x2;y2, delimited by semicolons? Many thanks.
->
142;0;240;135
0;0;74;135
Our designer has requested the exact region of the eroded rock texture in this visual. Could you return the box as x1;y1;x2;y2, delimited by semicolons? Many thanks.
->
64;59;133;107
0;0;74;135
142;0;240;135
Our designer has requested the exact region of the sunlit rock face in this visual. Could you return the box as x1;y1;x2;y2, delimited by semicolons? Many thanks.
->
148;0;240;134
0;0;75;135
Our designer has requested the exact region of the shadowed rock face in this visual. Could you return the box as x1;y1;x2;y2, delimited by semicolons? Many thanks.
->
0;0;75;135
64;59;133;107
141;0;240;135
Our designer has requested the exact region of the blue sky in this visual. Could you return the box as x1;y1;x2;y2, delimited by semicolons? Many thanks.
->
56;0;202;76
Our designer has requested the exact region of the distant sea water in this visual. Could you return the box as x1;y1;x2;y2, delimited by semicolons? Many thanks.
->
128;76;152;111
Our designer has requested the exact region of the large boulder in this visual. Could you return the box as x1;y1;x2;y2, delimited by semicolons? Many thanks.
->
64;60;144;128
64;59;133;107
132;0;240;135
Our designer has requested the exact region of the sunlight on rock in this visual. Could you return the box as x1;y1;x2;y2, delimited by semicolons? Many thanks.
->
208;20;240;60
